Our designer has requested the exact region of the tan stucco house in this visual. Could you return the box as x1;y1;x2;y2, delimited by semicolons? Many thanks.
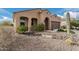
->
13;9;61;32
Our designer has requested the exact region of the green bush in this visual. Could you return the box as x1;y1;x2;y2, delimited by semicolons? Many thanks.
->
58;28;65;32
31;24;44;32
58;28;75;34
17;25;28;33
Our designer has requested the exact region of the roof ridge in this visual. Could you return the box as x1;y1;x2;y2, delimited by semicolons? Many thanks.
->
14;8;47;13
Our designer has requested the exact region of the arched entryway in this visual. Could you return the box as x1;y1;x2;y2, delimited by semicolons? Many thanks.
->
31;18;38;26
44;17;49;30
20;16;28;27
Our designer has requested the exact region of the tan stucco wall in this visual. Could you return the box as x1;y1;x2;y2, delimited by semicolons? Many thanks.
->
13;9;61;32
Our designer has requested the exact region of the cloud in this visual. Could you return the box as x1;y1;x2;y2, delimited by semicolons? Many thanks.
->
2;16;8;20
57;15;63;18
0;16;12;22
0;8;12;21
69;11;77;18
63;8;79;18
57;15;64;18
51;8;79;17
65;11;79;19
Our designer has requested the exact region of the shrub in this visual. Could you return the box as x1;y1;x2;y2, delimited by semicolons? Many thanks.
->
31;24;44;32
58;28;65;32
1;20;13;26
58;28;75;34
17;25;28;33
70;20;79;29
65;38;73;45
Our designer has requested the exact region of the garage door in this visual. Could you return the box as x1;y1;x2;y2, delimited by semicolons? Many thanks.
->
51;21;60;30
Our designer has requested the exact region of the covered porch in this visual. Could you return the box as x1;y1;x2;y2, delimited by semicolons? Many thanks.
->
19;16;38;31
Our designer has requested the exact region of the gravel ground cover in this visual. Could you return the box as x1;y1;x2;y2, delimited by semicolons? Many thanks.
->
0;27;79;51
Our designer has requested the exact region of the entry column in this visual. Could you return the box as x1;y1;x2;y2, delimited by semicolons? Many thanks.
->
28;18;31;32
49;20;51;30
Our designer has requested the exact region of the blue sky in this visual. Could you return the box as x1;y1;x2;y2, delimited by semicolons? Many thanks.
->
0;8;79;22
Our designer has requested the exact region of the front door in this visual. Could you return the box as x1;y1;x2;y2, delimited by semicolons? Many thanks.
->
44;17;49;30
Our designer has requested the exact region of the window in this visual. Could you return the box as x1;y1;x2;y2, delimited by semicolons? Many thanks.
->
20;22;25;26
20;16;28;26
31;18;37;26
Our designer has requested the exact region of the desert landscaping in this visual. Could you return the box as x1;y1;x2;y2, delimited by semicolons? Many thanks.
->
1;8;79;51
0;26;79;51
